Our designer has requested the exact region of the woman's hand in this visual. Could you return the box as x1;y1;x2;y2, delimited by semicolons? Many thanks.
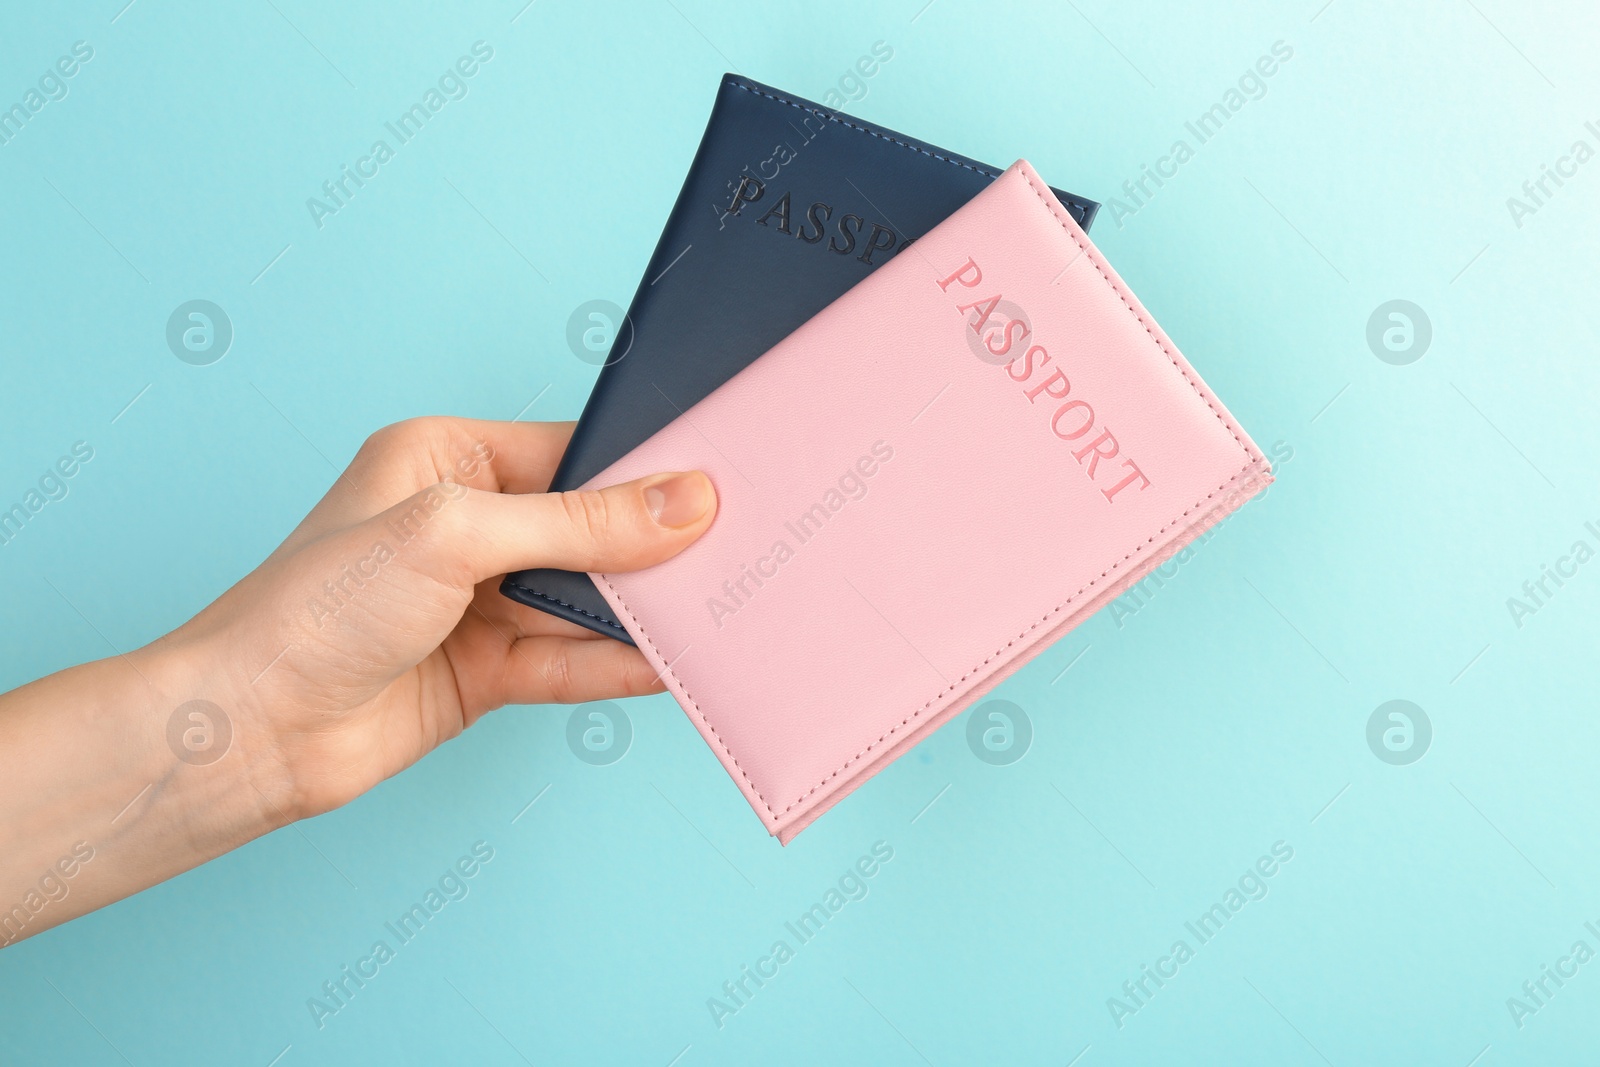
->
0;417;715;946
182;416;715;820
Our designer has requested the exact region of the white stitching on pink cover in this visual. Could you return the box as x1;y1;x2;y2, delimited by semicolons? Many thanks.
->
598;165;1267;824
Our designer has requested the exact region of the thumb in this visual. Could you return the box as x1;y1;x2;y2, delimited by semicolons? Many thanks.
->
392;471;718;586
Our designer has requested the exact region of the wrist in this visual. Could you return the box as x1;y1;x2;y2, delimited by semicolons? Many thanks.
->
133;629;305;837
0;631;302;943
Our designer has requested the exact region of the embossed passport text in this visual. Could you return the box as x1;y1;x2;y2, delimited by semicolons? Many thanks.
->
585;160;1273;842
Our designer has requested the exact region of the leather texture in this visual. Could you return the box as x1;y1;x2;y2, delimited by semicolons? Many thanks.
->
584;161;1272;842
501;74;1099;641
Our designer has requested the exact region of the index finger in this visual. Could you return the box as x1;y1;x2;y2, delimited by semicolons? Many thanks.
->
271;417;577;559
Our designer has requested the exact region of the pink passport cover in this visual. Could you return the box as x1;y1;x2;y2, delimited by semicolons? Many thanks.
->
585;160;1272;843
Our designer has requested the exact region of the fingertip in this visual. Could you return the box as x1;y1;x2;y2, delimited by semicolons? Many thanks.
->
641;471;717;529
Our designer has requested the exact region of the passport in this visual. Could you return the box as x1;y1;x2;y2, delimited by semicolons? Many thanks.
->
501;74;1100;640
581;160;1272;840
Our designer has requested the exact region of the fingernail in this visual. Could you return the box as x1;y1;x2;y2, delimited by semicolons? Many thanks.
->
644;472;714;528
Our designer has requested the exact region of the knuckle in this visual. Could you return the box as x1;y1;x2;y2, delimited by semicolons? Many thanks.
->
426;485;478;553
361;417;448;459
622;652;664;696
542;645;578;703
558;488;616;543
356;420;416;461
392;482;476;577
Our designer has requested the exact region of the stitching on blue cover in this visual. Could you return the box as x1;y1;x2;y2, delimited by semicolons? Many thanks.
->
518;82;1093;635
727;79;1093;218
505;582;628;632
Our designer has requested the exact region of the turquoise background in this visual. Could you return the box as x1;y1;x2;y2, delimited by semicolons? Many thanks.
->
2;0;1596;1062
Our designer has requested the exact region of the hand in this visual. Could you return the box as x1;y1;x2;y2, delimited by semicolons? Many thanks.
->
0;417;716;946
179;416;717;819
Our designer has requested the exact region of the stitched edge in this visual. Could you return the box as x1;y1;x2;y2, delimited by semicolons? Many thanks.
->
600;166;1264;822
513;83;1096;633
599;162;1268;825
726;79;1096;223
600;465;1262;820
1013;166;1250;449
502;582;628;632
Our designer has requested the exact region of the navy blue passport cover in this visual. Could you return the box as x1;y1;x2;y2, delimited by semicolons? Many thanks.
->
502;74;1099;641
